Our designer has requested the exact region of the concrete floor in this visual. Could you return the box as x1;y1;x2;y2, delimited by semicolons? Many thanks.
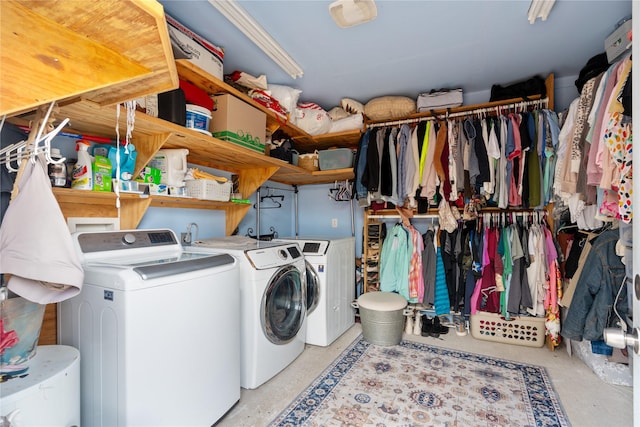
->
215;323;634;427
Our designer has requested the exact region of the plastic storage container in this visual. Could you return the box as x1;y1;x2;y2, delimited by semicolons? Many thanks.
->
0;290;46;367
470;311;546;348
150;149;189;187
185;179;232;201
352;291;408;346
186;104;212;136
319;148;355;170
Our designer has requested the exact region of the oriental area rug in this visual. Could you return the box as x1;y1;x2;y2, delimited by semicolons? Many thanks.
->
269;335;570;427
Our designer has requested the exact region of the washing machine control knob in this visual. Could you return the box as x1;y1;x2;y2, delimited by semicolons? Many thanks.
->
278;249;288;259
122;233;136;245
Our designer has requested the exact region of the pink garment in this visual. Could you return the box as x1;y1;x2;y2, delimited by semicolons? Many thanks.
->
544;260;559;316
544;227;558;266
0;319;19;355
470;278;482;315
595;60;628;171
508;114;523;206
585;65;619;186
408;226;424;302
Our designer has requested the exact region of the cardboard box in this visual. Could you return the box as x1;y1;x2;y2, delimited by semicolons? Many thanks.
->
605;18;632;63
211;94;267;153
166;14;224;80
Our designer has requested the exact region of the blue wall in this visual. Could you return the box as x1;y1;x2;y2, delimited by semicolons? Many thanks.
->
3;75;580;259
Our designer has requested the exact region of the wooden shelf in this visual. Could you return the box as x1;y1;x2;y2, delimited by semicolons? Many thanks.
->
52;188;253;235
0;0;178;117
273;168;355;186
48;101;355;187
174;60;363;153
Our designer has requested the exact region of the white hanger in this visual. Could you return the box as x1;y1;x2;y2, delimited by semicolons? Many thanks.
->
1;102;68;170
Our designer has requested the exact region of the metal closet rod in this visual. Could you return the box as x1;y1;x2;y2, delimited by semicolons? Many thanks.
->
366;97;550;129
368;213;440;219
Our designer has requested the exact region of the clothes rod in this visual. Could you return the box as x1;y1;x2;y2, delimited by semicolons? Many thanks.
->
367;97;549;129
368;213;440;219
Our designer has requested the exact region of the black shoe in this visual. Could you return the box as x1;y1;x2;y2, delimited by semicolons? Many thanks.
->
420;315;433;337
431;316;449;336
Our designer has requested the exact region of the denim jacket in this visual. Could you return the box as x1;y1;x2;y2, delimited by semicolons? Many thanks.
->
561;228;627;341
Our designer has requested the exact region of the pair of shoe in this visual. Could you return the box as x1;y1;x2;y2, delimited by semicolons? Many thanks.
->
420;315;449;338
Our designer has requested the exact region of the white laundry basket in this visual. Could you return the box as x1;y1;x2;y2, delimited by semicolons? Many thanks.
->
353;291;408;346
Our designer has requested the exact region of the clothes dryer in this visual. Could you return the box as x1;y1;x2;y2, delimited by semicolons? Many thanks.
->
275;237;355;346
190;236;307;389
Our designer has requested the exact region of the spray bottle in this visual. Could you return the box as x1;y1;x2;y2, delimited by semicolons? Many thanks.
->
72;140;93;190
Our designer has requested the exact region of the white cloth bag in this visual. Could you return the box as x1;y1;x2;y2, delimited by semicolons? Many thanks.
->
0;155;84;303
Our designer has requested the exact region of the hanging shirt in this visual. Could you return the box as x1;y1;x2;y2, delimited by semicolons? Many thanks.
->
380;224;410;296
485;118;501;197
448;119;459;200
420;121;438;201
508;113;523;207
381;127;399;205
407;226;425;302
604;111;633;222
421;228;436;306
542;110;560;205
397;124;412;205
498;116;509;208
407;126;421;208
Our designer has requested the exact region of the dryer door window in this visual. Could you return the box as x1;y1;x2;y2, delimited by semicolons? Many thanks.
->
304;260;320;315
261;265;305;344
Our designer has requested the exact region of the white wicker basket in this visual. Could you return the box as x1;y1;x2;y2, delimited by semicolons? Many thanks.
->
185;179;231;201
470;311;546;348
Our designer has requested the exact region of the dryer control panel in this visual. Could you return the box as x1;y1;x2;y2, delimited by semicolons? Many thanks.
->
76;229;179;253
245;245;302;270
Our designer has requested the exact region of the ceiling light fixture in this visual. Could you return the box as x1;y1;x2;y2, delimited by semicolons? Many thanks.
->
207;0;303;79
329;0;377;29
528;0;556;24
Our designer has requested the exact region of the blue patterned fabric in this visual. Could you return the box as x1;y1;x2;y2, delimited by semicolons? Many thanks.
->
434;246;450;315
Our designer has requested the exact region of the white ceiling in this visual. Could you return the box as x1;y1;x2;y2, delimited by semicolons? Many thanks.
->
158;1;632;112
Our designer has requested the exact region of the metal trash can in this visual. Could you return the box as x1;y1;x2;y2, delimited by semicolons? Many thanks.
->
352;291;408;346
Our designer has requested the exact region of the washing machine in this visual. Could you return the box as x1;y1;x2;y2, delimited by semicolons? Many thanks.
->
58;229;241;427
190;235;307;389
276;237;356;347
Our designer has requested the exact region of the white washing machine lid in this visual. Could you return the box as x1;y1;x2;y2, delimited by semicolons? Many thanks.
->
72;230;237;290
86;251;235;280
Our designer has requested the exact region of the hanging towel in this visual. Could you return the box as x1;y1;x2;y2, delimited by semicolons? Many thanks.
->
0;155;84;303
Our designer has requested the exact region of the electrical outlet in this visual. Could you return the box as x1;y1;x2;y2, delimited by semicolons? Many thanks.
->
181;232;192;245
331;218;338;228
